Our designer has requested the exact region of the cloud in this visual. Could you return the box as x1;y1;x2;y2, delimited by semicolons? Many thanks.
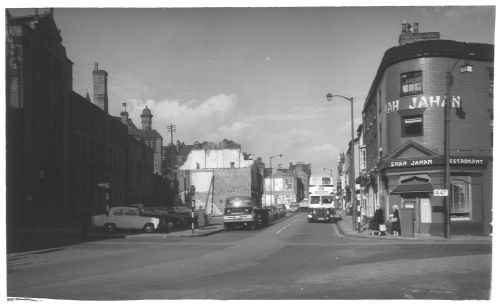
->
119;94;239;144
201;105;345;173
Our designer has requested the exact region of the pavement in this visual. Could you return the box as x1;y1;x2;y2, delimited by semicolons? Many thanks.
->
6;217;226;255
335;212;492;242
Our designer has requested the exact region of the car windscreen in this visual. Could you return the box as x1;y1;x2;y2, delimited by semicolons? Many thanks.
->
310;196;320;204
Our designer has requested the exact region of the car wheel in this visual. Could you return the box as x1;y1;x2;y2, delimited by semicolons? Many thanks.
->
104;223;115;232
143;223;155;233
224;224;231;231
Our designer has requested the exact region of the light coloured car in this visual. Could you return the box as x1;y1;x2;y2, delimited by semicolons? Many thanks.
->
288;203;299;212
92;206;160;233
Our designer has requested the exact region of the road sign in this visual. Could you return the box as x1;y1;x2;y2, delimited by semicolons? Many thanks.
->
97;182;110;189
433;189;448;197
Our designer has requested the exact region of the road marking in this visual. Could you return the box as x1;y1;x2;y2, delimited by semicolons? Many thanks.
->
275;219;297;234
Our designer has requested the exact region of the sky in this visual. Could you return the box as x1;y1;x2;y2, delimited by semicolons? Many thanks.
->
7;3;497;177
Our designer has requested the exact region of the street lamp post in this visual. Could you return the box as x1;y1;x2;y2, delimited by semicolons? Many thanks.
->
444;57;473;239
326;93;359;232
269;154;282;206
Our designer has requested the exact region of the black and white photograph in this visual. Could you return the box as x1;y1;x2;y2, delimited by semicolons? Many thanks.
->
3;1;497;302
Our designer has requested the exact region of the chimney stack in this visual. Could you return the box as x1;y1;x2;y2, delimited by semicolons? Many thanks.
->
120;103;129;124
92;62;109;113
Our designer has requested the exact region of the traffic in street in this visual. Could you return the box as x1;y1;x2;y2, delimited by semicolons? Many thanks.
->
7;212;491;300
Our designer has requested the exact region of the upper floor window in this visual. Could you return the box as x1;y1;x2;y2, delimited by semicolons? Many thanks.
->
360;147;367;171
401;71;423;96
402;115;423;137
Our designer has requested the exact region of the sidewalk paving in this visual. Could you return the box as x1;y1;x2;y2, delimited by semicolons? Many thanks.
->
336;213;492;242
129;223;225;238
6;220;226;255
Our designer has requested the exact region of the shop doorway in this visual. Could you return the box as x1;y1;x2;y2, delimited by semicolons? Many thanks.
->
400;193;431;234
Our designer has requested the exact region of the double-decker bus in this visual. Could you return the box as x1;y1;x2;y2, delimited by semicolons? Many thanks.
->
307;176;335;223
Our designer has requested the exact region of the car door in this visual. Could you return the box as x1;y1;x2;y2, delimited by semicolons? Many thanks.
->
111;208;124;227
123;208;141;229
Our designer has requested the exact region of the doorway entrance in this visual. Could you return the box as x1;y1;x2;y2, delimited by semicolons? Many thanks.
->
400;193;431;234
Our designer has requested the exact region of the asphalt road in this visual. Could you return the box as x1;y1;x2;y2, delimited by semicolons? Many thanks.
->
7;212;492;300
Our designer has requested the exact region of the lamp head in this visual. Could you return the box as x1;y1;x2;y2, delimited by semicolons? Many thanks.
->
326;93;333;101
460;60;473;73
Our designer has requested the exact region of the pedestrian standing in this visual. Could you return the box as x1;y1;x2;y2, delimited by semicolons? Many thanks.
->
374;205;386;236
197;205;206;229
391;204;401;236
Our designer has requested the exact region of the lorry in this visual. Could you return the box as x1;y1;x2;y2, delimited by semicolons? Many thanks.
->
92;206;160;233
223;196;269;230
298;198;309;212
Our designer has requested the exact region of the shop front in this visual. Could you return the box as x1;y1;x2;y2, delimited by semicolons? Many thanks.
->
380;154;491;236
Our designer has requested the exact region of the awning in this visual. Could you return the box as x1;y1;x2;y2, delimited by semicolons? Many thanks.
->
391;183;434;194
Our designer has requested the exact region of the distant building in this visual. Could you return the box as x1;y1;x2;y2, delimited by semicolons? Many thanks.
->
263;162;311;207
179;141;253;170
162;141;194;174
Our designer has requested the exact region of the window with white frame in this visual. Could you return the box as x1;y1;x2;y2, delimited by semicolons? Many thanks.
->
450;177;471;220
400;71;423;96
360;147;367;171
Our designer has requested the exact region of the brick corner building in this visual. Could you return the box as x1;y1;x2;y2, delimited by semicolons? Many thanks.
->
361;22;493;236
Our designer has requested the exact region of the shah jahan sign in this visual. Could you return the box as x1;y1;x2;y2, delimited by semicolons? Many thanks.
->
386;156;488;168
385;96;462;114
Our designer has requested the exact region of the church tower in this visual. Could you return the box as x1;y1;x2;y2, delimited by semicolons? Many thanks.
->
141;106;153;130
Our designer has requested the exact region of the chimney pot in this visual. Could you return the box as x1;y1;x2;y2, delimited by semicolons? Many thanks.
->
412;22;419;33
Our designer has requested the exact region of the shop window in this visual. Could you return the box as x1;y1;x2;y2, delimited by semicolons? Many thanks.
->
401;115;423;137
400;71;423;96
450;178;471;220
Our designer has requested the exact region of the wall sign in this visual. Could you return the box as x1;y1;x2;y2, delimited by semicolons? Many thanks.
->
386;96;462;114
386;156;488;168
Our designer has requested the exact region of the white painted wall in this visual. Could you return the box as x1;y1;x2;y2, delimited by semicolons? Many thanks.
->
179;149;253;170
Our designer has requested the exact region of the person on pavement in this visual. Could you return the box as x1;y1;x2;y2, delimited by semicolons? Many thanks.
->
391;204;401;236
374;205;386;236
197;206;206;229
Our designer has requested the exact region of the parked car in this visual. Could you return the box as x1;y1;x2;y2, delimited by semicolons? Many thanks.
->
171;206;197;218
92;206;160;233
141;207;188;228
267;206;279;221
288;203;299;212
278;204;287;218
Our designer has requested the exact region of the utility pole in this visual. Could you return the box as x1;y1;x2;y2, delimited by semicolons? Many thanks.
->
167;124;176;169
